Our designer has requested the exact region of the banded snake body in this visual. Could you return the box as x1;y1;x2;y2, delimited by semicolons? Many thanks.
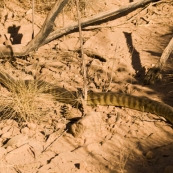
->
0;71;173;124
87;92;173;124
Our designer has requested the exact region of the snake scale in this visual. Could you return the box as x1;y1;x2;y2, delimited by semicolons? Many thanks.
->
0;71;173;124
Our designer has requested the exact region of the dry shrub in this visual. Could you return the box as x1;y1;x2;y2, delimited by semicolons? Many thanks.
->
65;0;103;18
0;71;53;122
18;0;105;18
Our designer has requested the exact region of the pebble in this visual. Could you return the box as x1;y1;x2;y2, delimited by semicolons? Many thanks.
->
146;151;154;159
2;126;11;133
1;132;12;139
27;123;37;130
21;127;30;134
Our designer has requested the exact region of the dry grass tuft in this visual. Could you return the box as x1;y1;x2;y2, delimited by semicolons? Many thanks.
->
65;0;97;18
20;0;105;18
0;71;53;122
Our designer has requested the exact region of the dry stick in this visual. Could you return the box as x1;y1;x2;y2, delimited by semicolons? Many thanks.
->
32;0;35;39
159;36;173;68
42;130;67;153
82;4;150;30
0;0;159;57
44;0;158;44
75;0;87;115
23;0;69;54
0;0;69;57
144;36;173;84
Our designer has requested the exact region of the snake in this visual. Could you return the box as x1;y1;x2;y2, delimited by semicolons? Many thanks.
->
87;92;173;124
0;71;173;124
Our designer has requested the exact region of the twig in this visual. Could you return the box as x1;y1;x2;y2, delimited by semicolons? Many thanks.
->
42;130;67;153
32;0;35;39
75;0;87;115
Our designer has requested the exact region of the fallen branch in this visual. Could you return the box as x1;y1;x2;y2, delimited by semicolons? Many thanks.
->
0;0;159;57
24;0;69;54
43;0;159;44
0;0;69;57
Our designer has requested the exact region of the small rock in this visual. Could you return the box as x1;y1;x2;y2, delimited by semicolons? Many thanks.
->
21;127;30;134
69;112;103;137
25;64;40;76
146;151;154;159
27;123;37;130
4;61;13;70
6;144;35;165
6;11;14;20
56;122;66;129
23;75;34;81
26;9;32;15
106;115;116;124
1;132;12;139
41;68;51;75
79;161;88;170
3;134;28;148
6;119;18;126
34;132;45;142
28;140;43;156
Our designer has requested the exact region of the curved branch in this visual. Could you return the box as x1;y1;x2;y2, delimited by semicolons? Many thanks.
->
144;36;173;84
0;0;69;57
43;0;158;44
0;0;159;57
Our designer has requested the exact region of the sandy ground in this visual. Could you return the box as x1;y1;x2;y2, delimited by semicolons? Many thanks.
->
0;0;173;173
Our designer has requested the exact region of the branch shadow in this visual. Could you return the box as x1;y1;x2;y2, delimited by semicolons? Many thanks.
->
123;32;145;81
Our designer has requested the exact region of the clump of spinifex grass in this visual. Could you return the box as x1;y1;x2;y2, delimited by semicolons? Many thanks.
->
61;0;106;20
32;0;103;16
0;71;53;122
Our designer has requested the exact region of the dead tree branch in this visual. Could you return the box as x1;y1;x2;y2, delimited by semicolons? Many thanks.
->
159;36;173;68
144;36;173;84
23;0;69;54
43;0;159;44
0;0;159;57
0;0;69;57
